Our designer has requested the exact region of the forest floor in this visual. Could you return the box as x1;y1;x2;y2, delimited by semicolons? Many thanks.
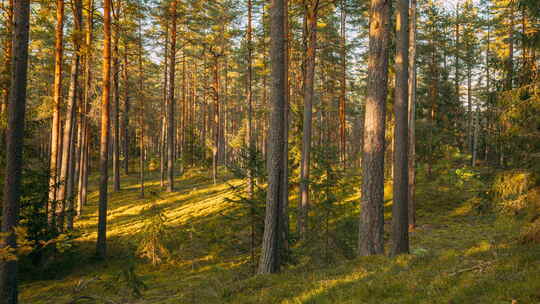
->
19;164;540;304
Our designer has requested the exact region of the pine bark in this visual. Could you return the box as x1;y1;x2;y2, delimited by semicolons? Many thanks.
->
96;0;112;259
358;0;389;257
299;0;319;238
0;0;30;301
259;0;285;274
407;0;417;231
391;0;409;256
48;0;66;227
167;0;177;192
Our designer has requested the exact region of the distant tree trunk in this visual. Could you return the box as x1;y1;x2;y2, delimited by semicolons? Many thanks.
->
259;0;285;275
246;0;256;272
57;0;82;230
466;63;472;154
407;0;417;231
0;0;30;301
78;0;93;216
112;4;121;192
391;0;409;256
48;0;66;228
212;57;220;185
299;0;318;238
96;0;111;259
138;19;145;198
472;105;479;166
167;0;177;192
281;0;290;259
122;37;130;175
358;0;389;257
339;0;347;167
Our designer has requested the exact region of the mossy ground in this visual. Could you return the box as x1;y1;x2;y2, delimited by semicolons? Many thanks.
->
19;165;540;303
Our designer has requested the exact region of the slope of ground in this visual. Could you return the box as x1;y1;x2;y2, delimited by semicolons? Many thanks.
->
19;166;540;304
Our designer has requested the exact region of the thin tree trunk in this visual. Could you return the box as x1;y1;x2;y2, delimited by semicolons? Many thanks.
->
299;0;319;238
48;0;66;228
281;0;290;260
138;18;145;198
58;0;82;230
122;37;130;175
358;0;389;257
0;0;30;301
259;0;285;275
339;0;347;167
112;4;121;192
96;0;111;259
167;0;177;192
391;0;409;256
407;0;417;231
78;0;93;216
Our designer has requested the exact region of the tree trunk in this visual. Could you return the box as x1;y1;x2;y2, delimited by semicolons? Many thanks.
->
122;37;130;175
281;0;290;260
258;0;285;275
407;0;417;231
138;19;145;198
358;0;389;257
96;0;111;259
299;1;318;238
77;0;93;216
48;0;65;228
57;0;82;230
339;0;347;167
167;0;177;192
0;0;30;301
391;0;409;256
0;0;13;138
112;5;121;192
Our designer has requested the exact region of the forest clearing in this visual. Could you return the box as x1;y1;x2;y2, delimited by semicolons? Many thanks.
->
18;165;540;303
1;0;539;303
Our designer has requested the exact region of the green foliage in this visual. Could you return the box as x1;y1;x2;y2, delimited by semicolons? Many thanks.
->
491;170;535;214
137;205;171;265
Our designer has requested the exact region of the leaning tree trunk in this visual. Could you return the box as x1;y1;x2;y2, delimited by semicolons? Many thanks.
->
358;0;389;257
258;0;286;275
391;0;410;256
96;0;111;259
0;0;30;301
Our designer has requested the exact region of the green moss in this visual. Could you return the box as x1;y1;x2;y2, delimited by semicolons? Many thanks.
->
19;166;540;304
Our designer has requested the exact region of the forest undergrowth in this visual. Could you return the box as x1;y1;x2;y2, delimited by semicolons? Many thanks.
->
19;160;540;304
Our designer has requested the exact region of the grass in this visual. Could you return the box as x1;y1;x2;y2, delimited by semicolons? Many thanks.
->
19;164;540;304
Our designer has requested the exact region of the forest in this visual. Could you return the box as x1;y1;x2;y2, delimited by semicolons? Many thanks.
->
0;0;539;303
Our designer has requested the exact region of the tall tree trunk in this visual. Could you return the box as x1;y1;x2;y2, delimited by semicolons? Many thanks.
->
0;0;30;301
212;57;220;185
57;0;82;230
48;0;66;228
281;0;290;261
138;18;145;198
96;0;111;259
339;0;347;167
167;0;177;192
112;4;121;192
259;0;285;275
246;0;256;272
391;0;409;256
299;0;318;238
407;0;417;231
358;0;389;257
78;0;93;216
122;38;130;175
